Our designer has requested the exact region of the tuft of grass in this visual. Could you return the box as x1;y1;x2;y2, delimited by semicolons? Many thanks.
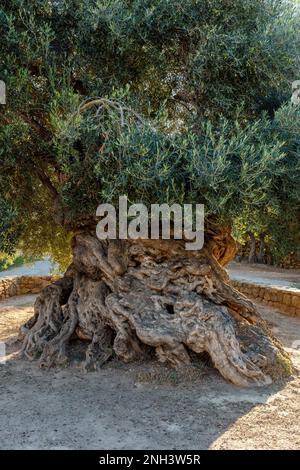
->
135;362;207;386
12;255;26;268
263;351;294;382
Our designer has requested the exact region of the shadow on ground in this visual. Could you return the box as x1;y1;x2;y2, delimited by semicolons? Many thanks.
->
0;295;299;450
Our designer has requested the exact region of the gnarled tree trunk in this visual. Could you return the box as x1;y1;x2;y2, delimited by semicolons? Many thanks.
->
19;229;291;386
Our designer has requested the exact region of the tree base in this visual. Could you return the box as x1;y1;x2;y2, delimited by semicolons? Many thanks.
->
20;234;292;386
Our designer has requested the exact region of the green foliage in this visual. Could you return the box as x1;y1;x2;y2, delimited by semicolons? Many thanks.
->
0;197;21;254
0;0;299;260
233;103;300;259
19;220;72;272
0;252;16;271
0;252;35;272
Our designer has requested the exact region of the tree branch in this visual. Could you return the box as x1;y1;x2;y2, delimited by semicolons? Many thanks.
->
34;167;59;199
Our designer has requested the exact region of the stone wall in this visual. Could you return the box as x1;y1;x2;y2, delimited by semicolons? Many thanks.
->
0;275;59;300
232;280;300;317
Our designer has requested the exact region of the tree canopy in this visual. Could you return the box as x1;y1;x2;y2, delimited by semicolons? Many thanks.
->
0;0;300;264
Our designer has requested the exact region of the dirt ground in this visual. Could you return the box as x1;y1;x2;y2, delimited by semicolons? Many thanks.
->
0;294;299;450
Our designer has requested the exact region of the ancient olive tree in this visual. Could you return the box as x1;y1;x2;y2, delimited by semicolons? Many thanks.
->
1;0;300;385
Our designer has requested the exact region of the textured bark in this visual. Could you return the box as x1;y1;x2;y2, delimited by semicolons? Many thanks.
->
247;231;257;264
20;231;291;386
257;232;266;264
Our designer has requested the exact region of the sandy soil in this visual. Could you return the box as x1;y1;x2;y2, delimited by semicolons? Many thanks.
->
0;295;299;450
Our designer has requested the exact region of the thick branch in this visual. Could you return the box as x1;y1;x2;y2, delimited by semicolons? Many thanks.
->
34;166;59;199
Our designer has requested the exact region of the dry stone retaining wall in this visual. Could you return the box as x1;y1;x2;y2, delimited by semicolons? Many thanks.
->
231;280;300;317
0;276;59;300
